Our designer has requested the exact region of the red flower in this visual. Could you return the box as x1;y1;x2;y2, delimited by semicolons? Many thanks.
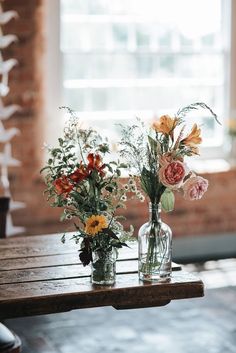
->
70;164;89;183
87;153;106;177
53;175;73;196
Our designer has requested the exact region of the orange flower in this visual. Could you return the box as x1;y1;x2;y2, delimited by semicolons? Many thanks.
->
53;175;73;196
152;115;178;139
87;153;106;177
70;163;89;183
181;124;202;147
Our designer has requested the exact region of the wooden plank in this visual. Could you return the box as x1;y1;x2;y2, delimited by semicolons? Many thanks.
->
0;233;73;245
0;260;182;285
0;246;137;260
0;252;181;273
0;246;138;262
0;243;137;260
0;244;76;259
0;236;181;274
0;237;135;260
0;260;137;284
0;253;81;271
0;233;61;245
0;233;203;318
0;271;204;320
0;233;134;250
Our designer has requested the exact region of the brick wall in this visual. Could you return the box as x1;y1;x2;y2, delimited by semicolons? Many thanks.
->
2;0;236;238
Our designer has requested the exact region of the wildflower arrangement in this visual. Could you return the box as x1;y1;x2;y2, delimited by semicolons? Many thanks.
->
41;108;133;267
119;102;219;281
119;102;219;209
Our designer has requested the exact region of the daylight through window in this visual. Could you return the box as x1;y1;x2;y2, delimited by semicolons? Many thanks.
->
60;0;230;153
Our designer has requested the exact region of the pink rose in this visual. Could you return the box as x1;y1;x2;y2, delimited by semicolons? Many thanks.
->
159;161;187;189
182;176;208;201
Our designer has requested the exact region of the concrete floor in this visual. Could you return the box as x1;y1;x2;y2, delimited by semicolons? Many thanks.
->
6;260;236;353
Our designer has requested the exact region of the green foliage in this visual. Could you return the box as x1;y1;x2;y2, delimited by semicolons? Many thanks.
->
177;102;220;125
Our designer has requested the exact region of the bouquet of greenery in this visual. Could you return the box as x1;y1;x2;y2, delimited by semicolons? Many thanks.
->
41;108;134;271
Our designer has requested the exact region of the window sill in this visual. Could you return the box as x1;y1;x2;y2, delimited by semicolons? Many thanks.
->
188;158;231;174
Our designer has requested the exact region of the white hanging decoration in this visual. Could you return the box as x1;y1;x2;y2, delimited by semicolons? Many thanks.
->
0;58;18;74
0;82;9;96
0;104;21;120
0;2;26;236
0;11;18;25
0;34;18;49
0;127;20;143
0;143;21;167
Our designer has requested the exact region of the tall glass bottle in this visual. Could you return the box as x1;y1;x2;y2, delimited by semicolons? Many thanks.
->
138;203;172;282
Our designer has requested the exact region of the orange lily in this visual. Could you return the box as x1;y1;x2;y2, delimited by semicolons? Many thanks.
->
87;153;106;177
53;175;73;196
70;163;89;183
152;115;178;140
181;124;202;147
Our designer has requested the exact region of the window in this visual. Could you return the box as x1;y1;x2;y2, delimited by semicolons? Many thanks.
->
46;0;231;159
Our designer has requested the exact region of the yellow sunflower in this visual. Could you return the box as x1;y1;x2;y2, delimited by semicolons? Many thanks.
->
85;215;108;236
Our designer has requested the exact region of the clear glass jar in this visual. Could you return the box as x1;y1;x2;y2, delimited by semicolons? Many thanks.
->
91;248;117;285
138;203;172;282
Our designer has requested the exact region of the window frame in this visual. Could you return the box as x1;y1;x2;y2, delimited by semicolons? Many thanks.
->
44;0;234;162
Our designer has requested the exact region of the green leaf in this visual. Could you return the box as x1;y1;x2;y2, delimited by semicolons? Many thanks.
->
160;189;175;212
103;228;119;240
107;164;113;173
119;163;128;168
40;166;50;173
116;169;121;177
58;138;64;146
105;185;113;193
140;167;157;199
148;135;157;151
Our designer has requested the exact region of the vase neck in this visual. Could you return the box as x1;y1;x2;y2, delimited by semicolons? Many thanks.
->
149;202;161;223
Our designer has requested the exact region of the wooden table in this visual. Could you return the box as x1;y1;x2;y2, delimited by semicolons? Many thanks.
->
0;234;204;320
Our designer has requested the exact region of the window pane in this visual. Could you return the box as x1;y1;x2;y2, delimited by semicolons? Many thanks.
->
60;0;229;150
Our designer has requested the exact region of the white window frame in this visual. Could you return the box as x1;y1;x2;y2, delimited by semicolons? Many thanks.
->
44;0;235;164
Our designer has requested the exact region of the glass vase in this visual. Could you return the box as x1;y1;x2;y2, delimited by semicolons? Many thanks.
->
138;202;172;282
91;248;117;285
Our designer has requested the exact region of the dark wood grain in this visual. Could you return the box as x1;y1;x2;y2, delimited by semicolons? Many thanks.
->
0;234;204;319
0;245;75;260
0;271;203;319
0;236;182;271
0;261;182;285
0;261;137;284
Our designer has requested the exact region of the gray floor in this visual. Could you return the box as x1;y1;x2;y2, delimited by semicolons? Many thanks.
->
6;260;236;353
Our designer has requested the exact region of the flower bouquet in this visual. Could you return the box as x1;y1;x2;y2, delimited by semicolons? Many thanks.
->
41;108;134;285
119;102;219;282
